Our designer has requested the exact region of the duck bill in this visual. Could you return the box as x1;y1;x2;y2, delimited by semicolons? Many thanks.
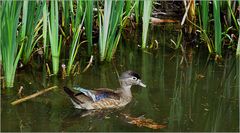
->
138;81;146;88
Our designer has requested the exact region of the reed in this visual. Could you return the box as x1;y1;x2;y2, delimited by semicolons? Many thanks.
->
67;9;86;75
84;0;94;54
21;1;43;64
213;0;222;55
106;1;135;61
48;0;62;74
61;0;71;36
99;0;124;61
227;1;239;30
1;1;23;87
201;0;209;32
142;0;152;48
43;0;49;59
134;0;140;24
237;19;240;56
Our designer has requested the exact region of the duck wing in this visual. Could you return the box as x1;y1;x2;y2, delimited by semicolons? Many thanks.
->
64;87;92;104
94;88;121;100
73;87;120;101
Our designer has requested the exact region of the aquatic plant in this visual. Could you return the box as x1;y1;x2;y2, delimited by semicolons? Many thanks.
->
237;19;240;56
142;0;152;48
134;0;140;24
0;1;23;87
48;0;62;74
201;0;209;32
213;0;222;56
21;1;43;64
98;0;124;61
84;0;94;54
43;0;49;59
67;9;86;75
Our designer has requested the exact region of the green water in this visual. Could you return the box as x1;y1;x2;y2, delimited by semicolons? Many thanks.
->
1;27;239;132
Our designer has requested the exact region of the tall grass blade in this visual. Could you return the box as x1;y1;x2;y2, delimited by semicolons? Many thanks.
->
213;0;222;55
67;10;86;75
99;0;112;61
237;19;240;56
48;0;61;74
201;0;209;32
61;0;70;36
84;0;94;54
71;0;83;32
227;0;239;30
1;1;23;87
21;1;43;64
142;0;152;48
134;0;140;24
99;0;125;61
43;0;48;59
106;1;136;61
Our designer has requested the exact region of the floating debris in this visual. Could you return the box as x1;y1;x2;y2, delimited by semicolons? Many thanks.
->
121;113;167;129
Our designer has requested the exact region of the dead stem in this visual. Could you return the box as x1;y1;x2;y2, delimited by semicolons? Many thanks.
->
82;55;93;73
11;86;57;105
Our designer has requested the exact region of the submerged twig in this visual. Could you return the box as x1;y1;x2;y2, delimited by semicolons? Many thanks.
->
18;86;24;98
11;86;57;105
46;63;51;76
82;55;94;73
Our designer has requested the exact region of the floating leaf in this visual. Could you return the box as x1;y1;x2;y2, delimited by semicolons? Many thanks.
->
121;113;166;129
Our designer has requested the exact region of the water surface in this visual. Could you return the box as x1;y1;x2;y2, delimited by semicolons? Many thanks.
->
1;26;239;132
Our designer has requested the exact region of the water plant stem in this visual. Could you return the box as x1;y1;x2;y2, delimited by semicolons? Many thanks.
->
142;0;152;48
48;0;61;74
1;1;23;87
213;0;222;55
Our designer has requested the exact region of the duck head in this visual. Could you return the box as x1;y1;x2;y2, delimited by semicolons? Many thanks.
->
119;70;146;88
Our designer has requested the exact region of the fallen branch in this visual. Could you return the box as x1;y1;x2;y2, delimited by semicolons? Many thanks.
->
11;86;57;105
82;55;94;73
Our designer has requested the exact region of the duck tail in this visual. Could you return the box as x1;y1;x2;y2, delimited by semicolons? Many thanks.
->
64;87;83;104
64;86;75;97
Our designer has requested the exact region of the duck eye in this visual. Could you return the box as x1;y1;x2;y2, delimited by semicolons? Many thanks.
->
132;77;137;80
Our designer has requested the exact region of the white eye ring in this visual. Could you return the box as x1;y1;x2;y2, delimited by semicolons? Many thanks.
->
132;77;137;80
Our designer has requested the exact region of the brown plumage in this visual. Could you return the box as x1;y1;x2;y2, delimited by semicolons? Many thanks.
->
64;70;146;110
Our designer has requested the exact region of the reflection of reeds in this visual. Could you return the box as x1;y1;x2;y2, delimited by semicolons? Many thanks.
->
169;54;183;130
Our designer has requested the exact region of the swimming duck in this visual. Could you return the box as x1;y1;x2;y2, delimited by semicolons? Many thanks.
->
64;70;146;110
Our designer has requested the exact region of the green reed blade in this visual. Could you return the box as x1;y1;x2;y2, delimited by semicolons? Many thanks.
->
213;0;222;55
48;0;61;74
43;0;48;59
134;0;140;24
1;1;22;87
201;0;209;32
21;1;43;64
142;0;152;48
227;0;239;30
106;0;137;61
99;0;112;61
237;19;240;56
98;0;125;61
84;0;94;54
67;9;86;75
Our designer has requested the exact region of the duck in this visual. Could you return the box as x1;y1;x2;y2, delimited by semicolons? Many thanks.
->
64;70;146;110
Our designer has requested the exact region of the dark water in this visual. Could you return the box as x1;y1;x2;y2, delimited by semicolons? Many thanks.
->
1;26;239;132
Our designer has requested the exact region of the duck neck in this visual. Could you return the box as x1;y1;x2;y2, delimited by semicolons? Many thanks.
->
119;80;132;98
